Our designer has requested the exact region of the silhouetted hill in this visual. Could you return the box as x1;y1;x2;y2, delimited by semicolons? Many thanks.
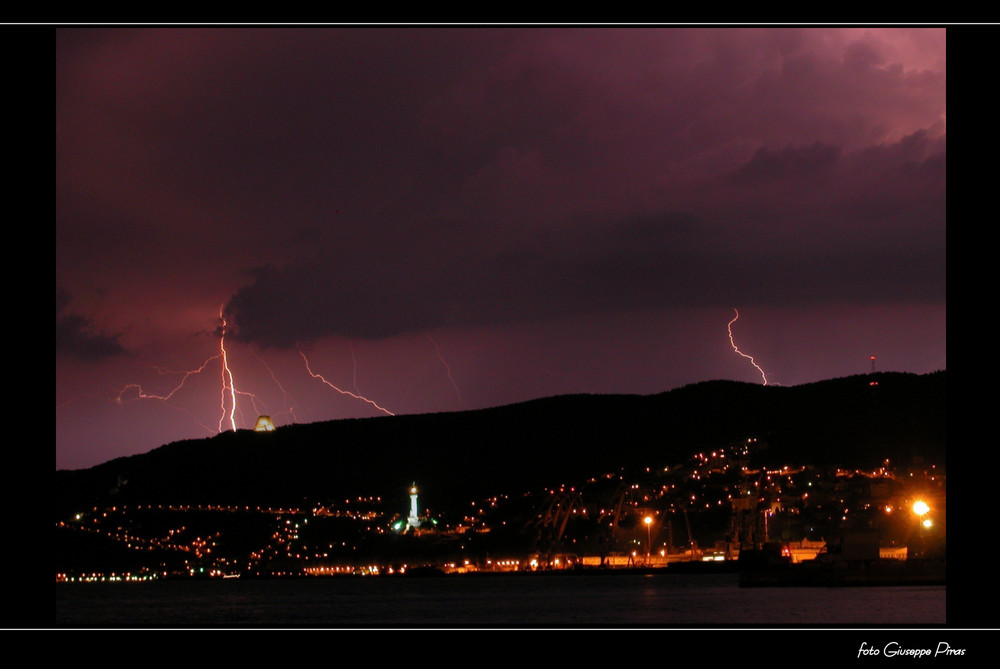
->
55;371;945;519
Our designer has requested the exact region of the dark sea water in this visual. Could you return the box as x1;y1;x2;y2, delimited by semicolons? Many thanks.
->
54;572;946;628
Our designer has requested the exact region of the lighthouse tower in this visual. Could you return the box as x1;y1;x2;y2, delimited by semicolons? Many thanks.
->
407;483;421;529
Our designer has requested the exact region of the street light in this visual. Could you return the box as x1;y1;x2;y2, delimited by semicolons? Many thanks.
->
912;500;931;558
644;516;653;566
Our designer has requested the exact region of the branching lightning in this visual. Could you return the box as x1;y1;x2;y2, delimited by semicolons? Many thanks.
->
249;346;298;424
106;304;398;440
350;344;361;395
57;393;98;410
114;306;258;434
116;354;221;405
298;346;395;416
728;308;769;385
427;334;468;409
114;354;221;434
217;306;239;431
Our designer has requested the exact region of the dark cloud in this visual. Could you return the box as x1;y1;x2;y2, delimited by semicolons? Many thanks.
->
56;27;946;470
56;289;125;360
226;128;944;346
731;143;841;184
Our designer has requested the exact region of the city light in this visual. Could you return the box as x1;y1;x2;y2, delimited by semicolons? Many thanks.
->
56;446;944;581
644;515;653;564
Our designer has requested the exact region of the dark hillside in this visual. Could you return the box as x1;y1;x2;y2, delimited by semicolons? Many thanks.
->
55;371;944;519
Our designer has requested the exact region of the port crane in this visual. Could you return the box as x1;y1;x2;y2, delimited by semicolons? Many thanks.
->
526;491;585;568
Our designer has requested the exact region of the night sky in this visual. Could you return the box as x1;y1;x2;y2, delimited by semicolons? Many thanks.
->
56;27;946;471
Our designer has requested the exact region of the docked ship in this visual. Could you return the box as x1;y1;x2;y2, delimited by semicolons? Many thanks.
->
737;536;945;587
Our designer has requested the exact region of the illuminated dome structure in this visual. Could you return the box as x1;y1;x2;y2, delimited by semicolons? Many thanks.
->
253;415;275;432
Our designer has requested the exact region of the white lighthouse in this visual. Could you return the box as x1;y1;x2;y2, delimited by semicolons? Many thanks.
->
407;483;421;529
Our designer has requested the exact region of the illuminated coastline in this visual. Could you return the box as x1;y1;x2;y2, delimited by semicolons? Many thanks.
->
56;444;944;583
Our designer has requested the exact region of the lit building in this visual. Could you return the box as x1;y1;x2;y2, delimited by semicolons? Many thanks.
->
407;483;421;529
253;415;276;432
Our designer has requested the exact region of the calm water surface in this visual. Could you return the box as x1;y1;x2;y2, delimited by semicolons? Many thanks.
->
55;572;946;628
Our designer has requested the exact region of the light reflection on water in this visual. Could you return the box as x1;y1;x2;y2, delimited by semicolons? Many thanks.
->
56;572;945;628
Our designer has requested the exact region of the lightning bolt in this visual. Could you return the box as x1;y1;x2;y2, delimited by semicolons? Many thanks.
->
114;355;220;434
57;393;98;410
116;354;221;405
298;346;394;416
218;306;239;431
427;334;468;409
727;308;769;385
249;346;298;424
111;305;273;435
350;343;361;395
